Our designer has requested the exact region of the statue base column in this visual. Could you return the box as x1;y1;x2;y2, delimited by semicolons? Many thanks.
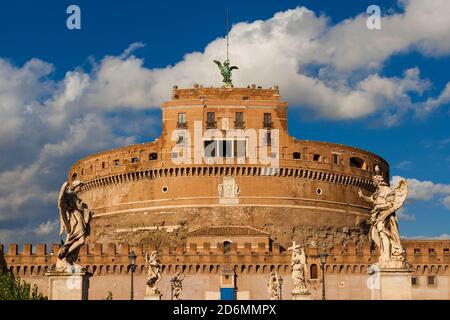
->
292;291;312;300
369;266;412;300
45;270;89;300
144;287;162;300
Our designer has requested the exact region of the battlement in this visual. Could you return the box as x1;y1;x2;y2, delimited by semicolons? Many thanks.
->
170;85;281;101
1;240;449;277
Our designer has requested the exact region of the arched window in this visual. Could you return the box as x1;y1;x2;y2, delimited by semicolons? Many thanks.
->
310;264;318;279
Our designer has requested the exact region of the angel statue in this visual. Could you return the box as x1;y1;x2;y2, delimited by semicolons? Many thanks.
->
213;59;239;87
358;165;408;268
145;250;162;295
56;180;92;272
171;272;185;300
288;241;309;295
267;271;282;300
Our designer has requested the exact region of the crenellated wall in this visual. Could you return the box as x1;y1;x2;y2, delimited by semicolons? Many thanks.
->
1;240;449;300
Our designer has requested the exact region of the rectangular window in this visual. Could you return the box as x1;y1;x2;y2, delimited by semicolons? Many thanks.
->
332;153;340;165
207;112;215;122
113;159;120;166
234;140;246;158
444;248;449;255
131;157;139;163
313;154;321;161
178;113;186;124
263;113;272;128
427;276;436;285
411;277;418;286
429;248;436;255
102;162;105;169
265;131;272;145
204;140;217;158
149;153;158;160
218;140;233;158
414;248;421;255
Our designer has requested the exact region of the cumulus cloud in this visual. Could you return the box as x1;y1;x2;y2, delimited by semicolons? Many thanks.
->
391;176;450;209
1;0;450;244
397;207;416;221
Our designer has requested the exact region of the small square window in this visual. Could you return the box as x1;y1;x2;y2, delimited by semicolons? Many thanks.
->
293;152;301;160
149;153;158;160
411;277;418;286
113;160;120;166
429;248;436;255
131;157;139;164
414;248;421;255
427;276;436;286
313;154;321;161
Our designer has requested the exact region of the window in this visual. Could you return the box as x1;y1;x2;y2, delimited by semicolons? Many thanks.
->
411;277;418;286
349;157;366;169
223;241;231;254
429;248;436;255
102;162;105;169
149;153;158;160
265;131;272;145
235;112;244;128
234;140;246;158
444;248;449;255
204;140;217;158
313;154;321;161
414;248;421;255
263;113;272;128
178;113;186;124
332;153;340;165
206;112;216;128
131;157;139;164
427;276;436;286
113;159;120;166
293;152;301;160
310;264;318;279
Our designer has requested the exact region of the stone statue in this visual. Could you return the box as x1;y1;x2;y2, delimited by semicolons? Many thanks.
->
145;250;162;295
288;241;309;295
267;271;282;300
358;166;408;268
56;180;92;272
217;183;224;197
171;272;185;300
213;59;239;87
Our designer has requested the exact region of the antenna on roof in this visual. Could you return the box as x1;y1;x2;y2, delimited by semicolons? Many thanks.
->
226;8;229;61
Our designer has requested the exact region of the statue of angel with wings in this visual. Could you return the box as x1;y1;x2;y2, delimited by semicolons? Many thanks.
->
56;180;92;272
358;166;408;268
213;59;239;87
145;250;162;295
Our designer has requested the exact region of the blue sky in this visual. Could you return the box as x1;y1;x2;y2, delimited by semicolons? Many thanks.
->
0;0;449;243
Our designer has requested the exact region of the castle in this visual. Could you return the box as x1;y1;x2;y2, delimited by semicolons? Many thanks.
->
1;84;449;299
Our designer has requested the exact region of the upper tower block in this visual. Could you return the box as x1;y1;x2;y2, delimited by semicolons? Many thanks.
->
161;85;288;139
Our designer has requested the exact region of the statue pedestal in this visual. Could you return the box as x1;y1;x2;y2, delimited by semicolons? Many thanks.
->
292;291;312;300
45;270;89;300
144;286;162;300
144;294;162;300
368;267;412;300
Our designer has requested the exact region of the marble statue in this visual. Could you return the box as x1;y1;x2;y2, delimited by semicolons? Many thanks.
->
288;241;309;295
56;180;92;272
171;272;185;300
358;165;408;268
145;250;162;295
267;271;282;300
213;59;239;87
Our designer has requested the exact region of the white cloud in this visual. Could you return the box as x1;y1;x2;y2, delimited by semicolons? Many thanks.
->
34;220;58;236
397;207;416;221
1;1;450;243
391;176;450;209
402;234;450;240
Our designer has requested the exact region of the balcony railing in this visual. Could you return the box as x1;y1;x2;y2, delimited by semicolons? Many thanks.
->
234;120;245;129
206;121;217;129
263;121;273;129
177;122;188;129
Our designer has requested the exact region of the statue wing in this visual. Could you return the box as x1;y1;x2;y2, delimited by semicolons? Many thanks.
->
58;181;71;236
230;66;239;71
213;60;222;69
392;179;408;212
